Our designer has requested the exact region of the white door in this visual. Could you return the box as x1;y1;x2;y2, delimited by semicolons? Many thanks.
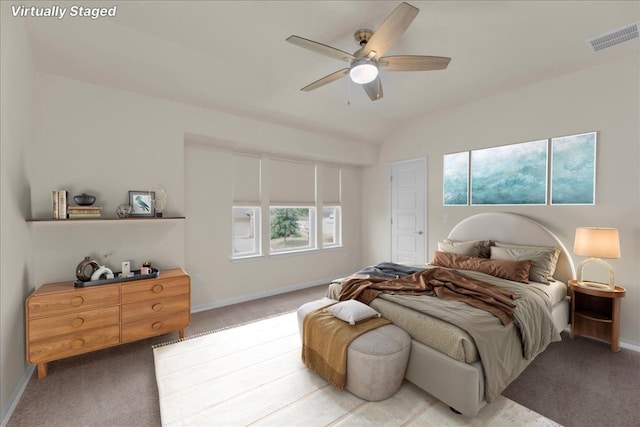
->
390;158;427;264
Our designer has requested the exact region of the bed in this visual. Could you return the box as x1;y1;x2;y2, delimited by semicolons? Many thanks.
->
327;212;575;417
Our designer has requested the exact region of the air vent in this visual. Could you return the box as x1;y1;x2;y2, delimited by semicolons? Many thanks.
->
587;22;639;52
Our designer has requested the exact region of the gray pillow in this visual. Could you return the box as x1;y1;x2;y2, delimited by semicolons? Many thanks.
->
490;243;561;284
439;239;492;258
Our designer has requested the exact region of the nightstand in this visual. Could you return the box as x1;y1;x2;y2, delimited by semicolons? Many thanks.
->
568;279;625;351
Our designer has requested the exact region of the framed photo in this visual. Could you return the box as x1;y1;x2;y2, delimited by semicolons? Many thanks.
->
129;191;155;217
471;139;548;205
443;151;469;206
550;131;596;205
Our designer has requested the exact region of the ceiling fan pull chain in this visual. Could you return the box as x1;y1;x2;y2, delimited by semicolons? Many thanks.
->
347;76;351;106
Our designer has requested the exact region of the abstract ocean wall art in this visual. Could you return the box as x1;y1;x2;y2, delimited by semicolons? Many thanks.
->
471;140;548;205
443;151;469;205
550;132;596;205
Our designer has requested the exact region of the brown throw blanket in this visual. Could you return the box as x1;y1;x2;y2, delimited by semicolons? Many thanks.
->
339;267;520;325
302;306;391;390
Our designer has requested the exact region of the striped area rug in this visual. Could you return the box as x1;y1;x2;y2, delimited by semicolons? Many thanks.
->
153;312;561;426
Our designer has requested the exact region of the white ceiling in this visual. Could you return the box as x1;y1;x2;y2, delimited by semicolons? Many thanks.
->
24;1;640;145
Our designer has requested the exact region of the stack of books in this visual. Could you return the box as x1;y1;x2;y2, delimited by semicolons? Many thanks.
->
51;190;68;219
68;205;102;219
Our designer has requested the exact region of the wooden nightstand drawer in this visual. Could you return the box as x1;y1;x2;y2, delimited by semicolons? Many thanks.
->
28;306;120;342
121;294;190;323
28;325;120;364
121;277;189;304
27;286;120;319
121;311;190;343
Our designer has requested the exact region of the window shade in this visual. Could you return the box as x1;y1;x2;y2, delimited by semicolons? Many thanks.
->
323;165;341;205
233;153;260;205
270;159;315;205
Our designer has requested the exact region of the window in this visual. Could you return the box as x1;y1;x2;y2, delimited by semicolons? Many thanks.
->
270;207;316;253
322;206;341;247
232;153;261;259
269;158;317;254
322;165;342;248
233;207;261;257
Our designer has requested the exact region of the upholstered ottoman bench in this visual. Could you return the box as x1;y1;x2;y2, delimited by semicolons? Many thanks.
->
297;298;411;401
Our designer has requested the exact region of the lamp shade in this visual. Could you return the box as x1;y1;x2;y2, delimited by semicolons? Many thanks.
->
573;227;621;259
349;60;378;84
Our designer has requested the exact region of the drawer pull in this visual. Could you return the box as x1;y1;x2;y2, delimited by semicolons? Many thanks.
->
71;296;84;307
71;317;85;328
152;322;162;330
72;338;85;348
152;303;164;312
152;284;164;294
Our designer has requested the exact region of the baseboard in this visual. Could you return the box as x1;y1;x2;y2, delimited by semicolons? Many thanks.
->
0;365;35;427
565;325;640;353
191;276;337;313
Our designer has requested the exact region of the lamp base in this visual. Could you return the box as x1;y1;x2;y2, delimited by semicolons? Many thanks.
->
577;258;616;290
576;280;612;290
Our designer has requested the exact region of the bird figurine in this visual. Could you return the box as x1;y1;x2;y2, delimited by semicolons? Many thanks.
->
135;195;151;212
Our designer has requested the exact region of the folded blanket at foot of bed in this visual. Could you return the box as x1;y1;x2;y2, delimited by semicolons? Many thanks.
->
301;306;391;390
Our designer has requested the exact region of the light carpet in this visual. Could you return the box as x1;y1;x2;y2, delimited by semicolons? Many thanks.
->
153;312;561;427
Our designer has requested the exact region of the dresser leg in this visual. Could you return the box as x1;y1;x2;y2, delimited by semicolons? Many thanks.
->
179;328;185;339
37;363;48;379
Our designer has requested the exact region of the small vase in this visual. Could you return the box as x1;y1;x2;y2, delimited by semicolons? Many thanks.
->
116;204;132;218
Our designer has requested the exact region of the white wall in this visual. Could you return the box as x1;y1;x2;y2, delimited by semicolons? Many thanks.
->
29;73;370;290
361;53;640;346
0;14;34;420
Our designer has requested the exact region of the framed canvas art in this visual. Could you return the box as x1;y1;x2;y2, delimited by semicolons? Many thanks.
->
550;132;596;205
471;139;548;205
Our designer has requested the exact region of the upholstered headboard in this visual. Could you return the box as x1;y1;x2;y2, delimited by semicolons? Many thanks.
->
447;212;576;283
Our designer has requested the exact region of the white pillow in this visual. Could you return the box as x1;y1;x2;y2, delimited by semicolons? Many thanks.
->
324;300;381;325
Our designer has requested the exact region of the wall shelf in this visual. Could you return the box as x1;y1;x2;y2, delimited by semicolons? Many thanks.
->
26;217;185;223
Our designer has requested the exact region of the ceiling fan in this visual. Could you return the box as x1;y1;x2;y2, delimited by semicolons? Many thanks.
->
286;2;451;101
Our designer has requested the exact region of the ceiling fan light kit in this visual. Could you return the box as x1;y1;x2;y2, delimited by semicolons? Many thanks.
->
350;60;379;84
286;1;451;101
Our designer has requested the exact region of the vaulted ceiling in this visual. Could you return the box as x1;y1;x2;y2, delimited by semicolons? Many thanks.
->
24;1;640;145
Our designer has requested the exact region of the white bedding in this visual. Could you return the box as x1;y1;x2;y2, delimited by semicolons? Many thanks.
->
528;279;567;307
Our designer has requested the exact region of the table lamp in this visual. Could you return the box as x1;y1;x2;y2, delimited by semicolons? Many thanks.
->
573;227;621;290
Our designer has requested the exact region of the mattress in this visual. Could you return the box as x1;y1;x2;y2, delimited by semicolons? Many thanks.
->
327;274;566;364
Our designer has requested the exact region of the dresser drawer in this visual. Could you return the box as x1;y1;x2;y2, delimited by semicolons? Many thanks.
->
121;294;190;324
28;325;120;364
121;277;189;304
28;306;120;342
27;286;120;319
121;311;190;343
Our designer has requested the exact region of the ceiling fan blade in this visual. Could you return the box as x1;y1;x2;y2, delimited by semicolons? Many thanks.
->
361;2;419;60
379;55;451;71
286;35;355;62
362;76;383;101
301;68;349;92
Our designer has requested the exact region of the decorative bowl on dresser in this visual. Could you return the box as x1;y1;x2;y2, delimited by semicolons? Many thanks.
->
26;268;191;378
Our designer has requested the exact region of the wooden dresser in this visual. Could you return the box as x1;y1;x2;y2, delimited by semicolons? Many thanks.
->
26;268;190;378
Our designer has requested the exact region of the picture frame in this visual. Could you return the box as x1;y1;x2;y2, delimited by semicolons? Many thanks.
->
129;191;155;217
443;151;469;206
471;139;548;205
550;131;596;205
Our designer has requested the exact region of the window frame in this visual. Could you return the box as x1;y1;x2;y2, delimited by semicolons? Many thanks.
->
321;206;341;248
269;206;317;254
231;206;262;259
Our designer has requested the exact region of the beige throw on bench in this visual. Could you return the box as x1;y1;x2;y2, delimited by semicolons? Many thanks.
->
301;307;391;390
